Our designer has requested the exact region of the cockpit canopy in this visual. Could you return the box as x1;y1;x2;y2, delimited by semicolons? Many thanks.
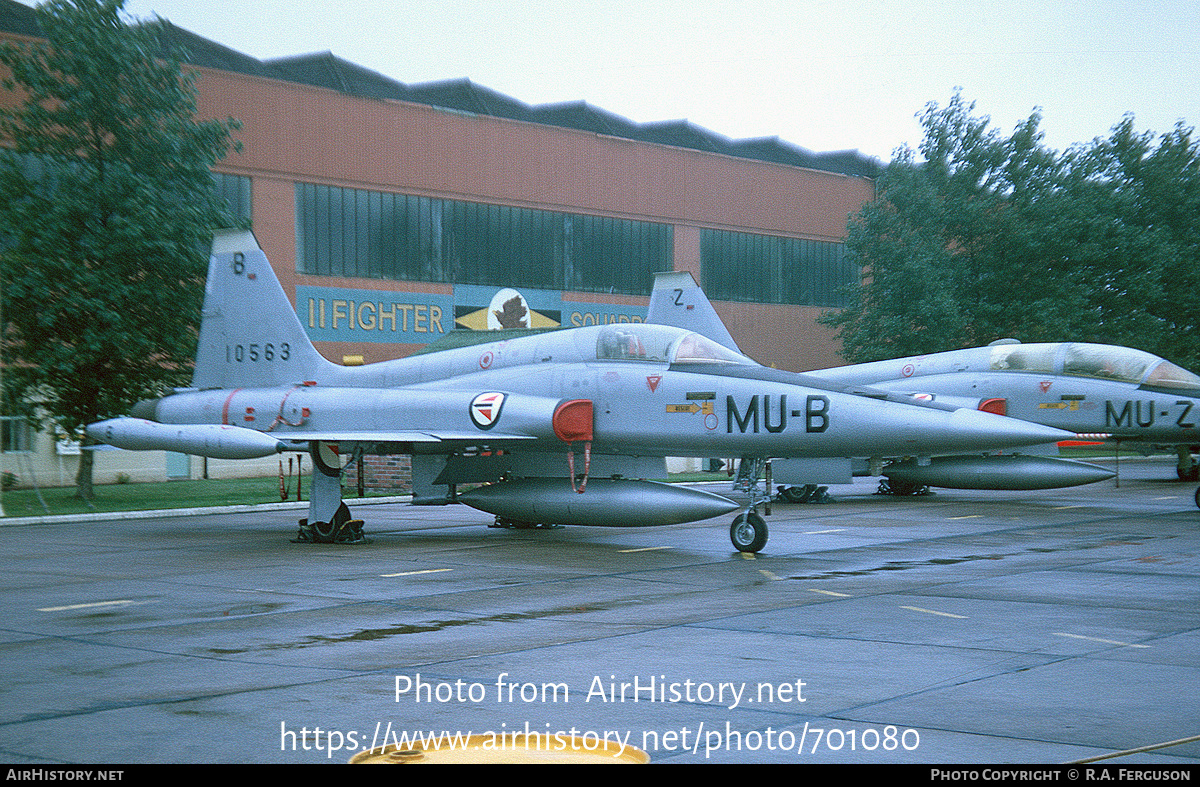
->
989;342;1200;393
1142;359;1200;393
595;324;752;365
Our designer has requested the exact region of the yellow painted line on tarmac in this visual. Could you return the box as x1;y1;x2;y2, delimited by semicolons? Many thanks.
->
901;605;967;619
758;570;782;580
380;568;454;577
803;528;846;534
948;515;982;520
1054;632;1149;648
1069;733;1200;764
807;589;851;597
619;546;673;553
1053;505;1087;510
38;599;143;612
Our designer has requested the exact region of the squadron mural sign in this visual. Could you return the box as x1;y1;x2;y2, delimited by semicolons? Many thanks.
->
297;283;644;344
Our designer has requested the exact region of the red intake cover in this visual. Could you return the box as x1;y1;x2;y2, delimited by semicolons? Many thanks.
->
979;398;1007;416
553;399;594;443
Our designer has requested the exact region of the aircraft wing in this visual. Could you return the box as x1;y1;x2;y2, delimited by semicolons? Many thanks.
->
274;431;538;444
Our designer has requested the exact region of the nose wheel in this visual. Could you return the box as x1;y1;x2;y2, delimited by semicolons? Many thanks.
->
730;511;768;553
729;457;772;553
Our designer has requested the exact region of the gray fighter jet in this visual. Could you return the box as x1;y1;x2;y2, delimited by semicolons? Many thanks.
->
806;339;1200;500
87;231;1074;552
648;273;1197;504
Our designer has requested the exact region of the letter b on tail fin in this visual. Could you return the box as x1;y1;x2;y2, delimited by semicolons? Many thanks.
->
192;230;334;389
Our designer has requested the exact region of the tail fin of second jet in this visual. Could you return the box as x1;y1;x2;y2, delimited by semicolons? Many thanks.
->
192;229;337;390
646;271;741;352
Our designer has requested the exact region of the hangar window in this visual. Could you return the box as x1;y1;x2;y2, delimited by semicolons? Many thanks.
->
699;229;857;307
295;184;672;295
211;173;251;225
3;155;248;230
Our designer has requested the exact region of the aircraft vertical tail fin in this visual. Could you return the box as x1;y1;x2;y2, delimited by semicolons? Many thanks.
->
646;271;741;353
192;229;337;389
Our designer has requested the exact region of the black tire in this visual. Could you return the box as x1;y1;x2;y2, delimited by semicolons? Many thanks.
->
312;502;352;542
730;511;768;553
1194;486;1200;510
886;479;928;496
780;485;811;503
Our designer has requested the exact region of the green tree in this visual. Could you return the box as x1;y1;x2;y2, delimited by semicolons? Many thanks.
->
0;0;240;499
822;92;1199;368
822;145;969;361
1077;118;1200;370
822;94;1080;359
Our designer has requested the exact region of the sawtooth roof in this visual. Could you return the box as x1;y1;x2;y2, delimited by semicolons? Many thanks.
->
1;0;879;178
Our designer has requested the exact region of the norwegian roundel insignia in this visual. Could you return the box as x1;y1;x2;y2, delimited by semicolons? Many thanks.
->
469;392;506;430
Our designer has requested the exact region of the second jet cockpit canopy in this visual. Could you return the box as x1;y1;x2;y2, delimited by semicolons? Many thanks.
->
990;342;1200;394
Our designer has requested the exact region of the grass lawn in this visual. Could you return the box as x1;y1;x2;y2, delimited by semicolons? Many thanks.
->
1;476;396;518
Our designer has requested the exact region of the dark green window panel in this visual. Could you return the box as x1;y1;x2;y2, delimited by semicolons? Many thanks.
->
295;183;672;294
211;172;251;224
700;229;857;307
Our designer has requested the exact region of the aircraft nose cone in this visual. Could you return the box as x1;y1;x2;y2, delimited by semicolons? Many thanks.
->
945;408;1073;451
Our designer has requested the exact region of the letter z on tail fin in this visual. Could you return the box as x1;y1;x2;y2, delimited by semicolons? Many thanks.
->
192;229;337;389
646;271;741;353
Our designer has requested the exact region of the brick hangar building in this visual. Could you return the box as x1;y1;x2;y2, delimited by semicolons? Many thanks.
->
0;0;878;489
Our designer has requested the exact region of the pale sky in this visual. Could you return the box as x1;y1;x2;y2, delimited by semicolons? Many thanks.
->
32;0;1200;162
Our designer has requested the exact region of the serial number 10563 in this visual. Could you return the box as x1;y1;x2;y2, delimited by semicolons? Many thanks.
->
226;343;291;362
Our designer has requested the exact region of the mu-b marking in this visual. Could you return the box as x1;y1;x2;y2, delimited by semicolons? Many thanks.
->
727;394;830;434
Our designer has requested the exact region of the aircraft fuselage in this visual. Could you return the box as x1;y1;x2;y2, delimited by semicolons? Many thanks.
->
810;343;1200;446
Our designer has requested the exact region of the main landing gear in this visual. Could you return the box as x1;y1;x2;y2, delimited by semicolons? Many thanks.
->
1177;446;1199;482
488;517;561;530
776;483;832;504
729;457;770;553
875;478;932;497
292;442;365;544
295;501;364;544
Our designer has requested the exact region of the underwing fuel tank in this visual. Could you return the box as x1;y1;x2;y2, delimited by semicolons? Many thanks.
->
883;454;1116;491
457;478;741;527
86;418;286;460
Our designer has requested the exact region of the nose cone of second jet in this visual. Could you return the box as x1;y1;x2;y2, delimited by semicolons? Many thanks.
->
914;407;1074;454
